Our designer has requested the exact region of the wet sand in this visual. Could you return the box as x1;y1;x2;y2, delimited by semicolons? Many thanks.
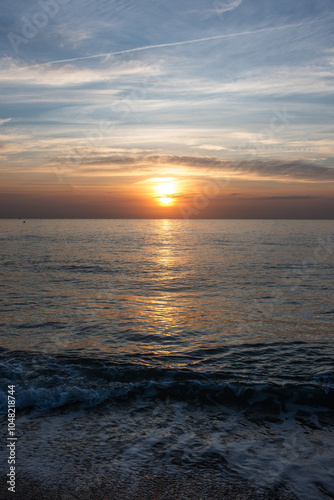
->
0;472;296;500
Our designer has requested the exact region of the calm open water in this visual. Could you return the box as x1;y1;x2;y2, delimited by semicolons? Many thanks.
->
0;219;333;498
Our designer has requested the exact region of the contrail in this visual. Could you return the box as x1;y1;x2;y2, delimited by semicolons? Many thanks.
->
33;23;307;67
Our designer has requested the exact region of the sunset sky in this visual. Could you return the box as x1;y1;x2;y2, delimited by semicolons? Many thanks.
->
0;0;333;218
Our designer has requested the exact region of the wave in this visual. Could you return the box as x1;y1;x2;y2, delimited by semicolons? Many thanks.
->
0;352;333;415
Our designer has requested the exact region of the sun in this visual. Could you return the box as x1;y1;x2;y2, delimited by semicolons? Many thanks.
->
160;196;173;205
155;179;177;205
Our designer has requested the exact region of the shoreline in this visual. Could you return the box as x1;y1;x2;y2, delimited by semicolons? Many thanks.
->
0;472;297;500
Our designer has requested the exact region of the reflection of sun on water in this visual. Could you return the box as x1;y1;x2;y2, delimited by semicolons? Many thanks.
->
156;179;177;205
150;219;180;341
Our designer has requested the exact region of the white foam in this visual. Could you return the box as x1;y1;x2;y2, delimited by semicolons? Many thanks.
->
9;400;334;499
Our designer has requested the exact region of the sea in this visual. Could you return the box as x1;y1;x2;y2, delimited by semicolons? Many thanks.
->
0;219;333;499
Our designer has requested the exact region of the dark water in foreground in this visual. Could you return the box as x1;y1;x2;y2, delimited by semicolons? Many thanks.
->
0;220;333;499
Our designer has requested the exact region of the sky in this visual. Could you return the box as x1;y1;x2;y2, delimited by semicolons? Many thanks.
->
0;0;333;218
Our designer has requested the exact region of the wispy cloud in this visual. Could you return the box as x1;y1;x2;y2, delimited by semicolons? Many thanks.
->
165;156;334;181
195;145;228;151
53;152;334;182
213;0;243;14
0;118;11;125
0;58;162;86
233;195;319;200
32;22;311;67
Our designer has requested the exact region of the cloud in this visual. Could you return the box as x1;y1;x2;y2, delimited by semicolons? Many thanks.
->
56;24;94;48
54;152;334;182
0;133;29;141
0;58;162;87
0;118;11;125
232;159;334;181
195;145;228;151
157;64;334;98
234;195;319;200
150;155;334;181
33;22;310;67
214;66;333;96
260;195;318;200
213;0;243;14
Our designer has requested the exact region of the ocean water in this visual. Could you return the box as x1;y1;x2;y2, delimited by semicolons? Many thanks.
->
0;219;333;498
